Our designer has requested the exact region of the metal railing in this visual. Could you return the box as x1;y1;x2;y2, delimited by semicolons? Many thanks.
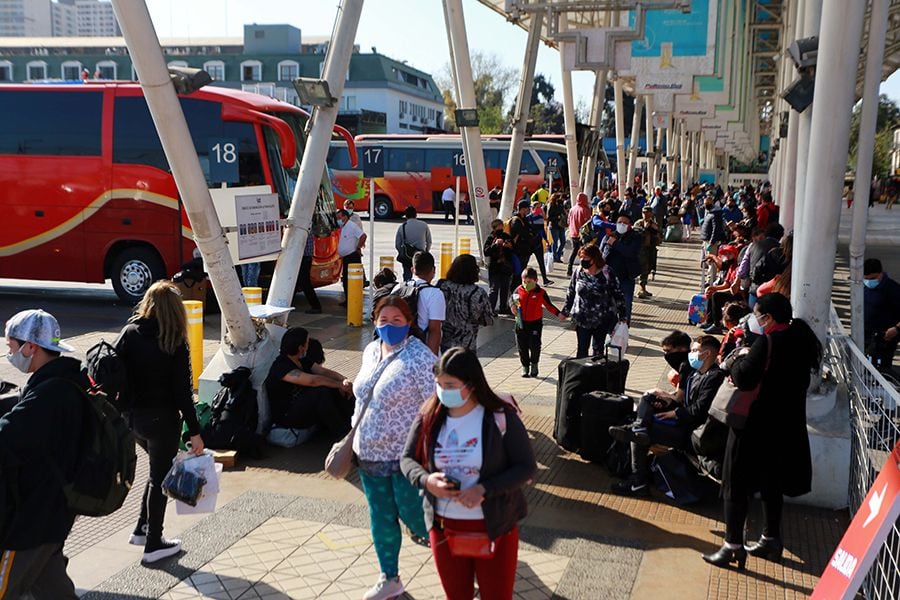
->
828;306;900;599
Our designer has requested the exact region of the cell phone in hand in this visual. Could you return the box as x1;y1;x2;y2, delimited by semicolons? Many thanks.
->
444;475;461;490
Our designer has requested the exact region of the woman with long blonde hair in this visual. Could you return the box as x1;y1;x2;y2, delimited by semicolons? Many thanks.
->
115;280;204;564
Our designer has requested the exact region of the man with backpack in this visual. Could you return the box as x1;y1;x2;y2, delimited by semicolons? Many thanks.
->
0;310;85;599
745;223;785;308
392;251;445;355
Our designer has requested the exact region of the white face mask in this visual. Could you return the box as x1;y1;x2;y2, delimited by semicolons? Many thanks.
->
7;345;33;374
616;223;629;235
747;314;765;336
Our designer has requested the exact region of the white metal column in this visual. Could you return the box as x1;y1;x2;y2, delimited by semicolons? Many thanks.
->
559;17;581;198
666;114;676;186
849;0;890;349
269;0;363;308
582;69;608;198
444;0;491;252
679;121;687;187
500;12;543;220
793;0;865;343
111;0;257;349
644;95;655;190
613;76;627;200
793;0;823;236
625;95;643;194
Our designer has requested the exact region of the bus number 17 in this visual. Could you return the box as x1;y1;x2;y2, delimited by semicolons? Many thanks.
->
364;148;382;164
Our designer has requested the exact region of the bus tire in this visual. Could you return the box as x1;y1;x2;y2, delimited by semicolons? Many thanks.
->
110;246;165;304
373;196;394;219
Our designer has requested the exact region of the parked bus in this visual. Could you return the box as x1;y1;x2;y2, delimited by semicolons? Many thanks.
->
0;82;354;303
325;135;570;218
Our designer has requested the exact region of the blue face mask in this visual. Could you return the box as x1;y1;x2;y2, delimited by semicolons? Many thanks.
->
863;278;881;289
436;384;468;409
687;351;704;370
376;323;410;346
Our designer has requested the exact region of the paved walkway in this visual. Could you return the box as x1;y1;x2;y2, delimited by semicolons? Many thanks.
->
1;236;848;599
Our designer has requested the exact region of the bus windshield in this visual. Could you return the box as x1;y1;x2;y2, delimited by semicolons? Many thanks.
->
266;110;337;237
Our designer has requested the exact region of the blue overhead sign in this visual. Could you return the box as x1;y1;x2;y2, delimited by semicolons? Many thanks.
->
208;138;239;183
452;150;466;177
362;146;384;178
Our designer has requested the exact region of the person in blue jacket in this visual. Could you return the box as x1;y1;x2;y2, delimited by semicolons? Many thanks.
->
863;258;900;371
600;213;642;321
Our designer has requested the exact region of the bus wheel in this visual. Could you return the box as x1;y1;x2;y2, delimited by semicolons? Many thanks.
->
111;247;165;304
373;196;393;219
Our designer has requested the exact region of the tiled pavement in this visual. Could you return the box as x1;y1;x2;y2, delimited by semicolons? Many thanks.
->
2;237;849;599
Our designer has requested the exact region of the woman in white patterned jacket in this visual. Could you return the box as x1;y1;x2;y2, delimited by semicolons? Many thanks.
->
352;294;437;600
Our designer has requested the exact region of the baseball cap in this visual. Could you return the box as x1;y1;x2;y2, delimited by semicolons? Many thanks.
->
5;309;74;353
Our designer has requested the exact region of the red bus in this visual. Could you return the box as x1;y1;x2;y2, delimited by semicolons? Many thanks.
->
326;135;569;218
0;82;354;303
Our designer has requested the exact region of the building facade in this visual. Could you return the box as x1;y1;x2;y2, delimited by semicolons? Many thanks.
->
0;0;119;37
0;23;443;134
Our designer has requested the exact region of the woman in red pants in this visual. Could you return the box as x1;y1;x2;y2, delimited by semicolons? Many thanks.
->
401;347;536;599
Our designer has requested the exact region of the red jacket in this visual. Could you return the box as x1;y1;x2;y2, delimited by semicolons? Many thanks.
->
511;284;560;323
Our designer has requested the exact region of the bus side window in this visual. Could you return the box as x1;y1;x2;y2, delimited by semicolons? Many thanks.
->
521;151;540;175
424;148;454;171
0;90;102;156
387;148;424;172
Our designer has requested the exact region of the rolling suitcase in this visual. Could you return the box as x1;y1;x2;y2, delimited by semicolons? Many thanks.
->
554;346;631;451
577;391;634;463
687;293;708;325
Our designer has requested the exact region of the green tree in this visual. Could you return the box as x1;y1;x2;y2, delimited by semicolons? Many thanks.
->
848;94;900;176
521;73;565;134
437;51;516;134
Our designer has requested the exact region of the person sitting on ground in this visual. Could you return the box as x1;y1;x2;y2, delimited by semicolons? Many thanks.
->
302;338;326;370
609;335;725;497
701;244;743;334
264;327;354;440
756;232;793;300
437;254;493;354
718;302;752;360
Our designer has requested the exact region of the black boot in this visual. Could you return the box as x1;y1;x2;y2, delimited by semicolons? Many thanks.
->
745;537;783;562
702;544;747;570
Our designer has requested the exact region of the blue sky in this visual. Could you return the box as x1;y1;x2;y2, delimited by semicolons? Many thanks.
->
145;0;900;110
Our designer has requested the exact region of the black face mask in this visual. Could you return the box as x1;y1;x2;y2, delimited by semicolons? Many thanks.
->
580;259;593;270
664;350;689;371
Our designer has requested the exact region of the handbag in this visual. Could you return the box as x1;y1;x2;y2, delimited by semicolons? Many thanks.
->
444;528;496;559
324;347;404;479
396;222;419;264
708;335;771;429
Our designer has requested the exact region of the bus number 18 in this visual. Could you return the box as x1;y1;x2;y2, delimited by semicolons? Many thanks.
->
212;142;238;164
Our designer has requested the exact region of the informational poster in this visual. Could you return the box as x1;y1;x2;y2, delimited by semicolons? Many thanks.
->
235;193;281;261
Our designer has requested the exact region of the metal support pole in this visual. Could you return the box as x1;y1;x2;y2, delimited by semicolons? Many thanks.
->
645;95;655;191
666;114;676;186
500;12;543;220
793;0;865;344
794;0;822;235
444;0;491;254
559;18;581;198
582;69;608;198
625;95;643;194
613;76;627;200
111;0;257;349
692;131;701;184
679;120;687;188
849;0;890;349
269;0;363;308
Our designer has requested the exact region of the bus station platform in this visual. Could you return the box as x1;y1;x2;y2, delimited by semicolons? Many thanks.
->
0;224;859;599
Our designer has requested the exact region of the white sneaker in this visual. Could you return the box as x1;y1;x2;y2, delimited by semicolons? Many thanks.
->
142;538;182;564
362;574;404;600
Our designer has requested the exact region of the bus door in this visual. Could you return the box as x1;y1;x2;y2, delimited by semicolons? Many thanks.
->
0;88;100;282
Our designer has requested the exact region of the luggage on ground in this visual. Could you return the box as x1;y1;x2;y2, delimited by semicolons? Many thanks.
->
688;293;708;325
554;347;631;451
201;367;264;458
651;450;704;505
664;224;683;242
577;391;634;463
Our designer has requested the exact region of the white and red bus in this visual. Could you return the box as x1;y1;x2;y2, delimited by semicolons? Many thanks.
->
326;134;570;218
0;82;354;303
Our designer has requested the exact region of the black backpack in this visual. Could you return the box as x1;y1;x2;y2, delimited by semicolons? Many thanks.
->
391;282;431;341
53;379;137;517
202;367;263;458
750;246;785;285
85;340;130;410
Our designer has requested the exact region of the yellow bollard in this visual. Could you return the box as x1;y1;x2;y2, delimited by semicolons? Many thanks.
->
242;286;262;306
459;238;471;256
347;263;364;326
183;300;203;390
379;256;394;273
440;242;453;279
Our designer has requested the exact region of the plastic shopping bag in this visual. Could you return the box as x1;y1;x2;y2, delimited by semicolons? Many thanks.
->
608;321;629;360
544;249;554;275
173;450;221;514
161;452;207;506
